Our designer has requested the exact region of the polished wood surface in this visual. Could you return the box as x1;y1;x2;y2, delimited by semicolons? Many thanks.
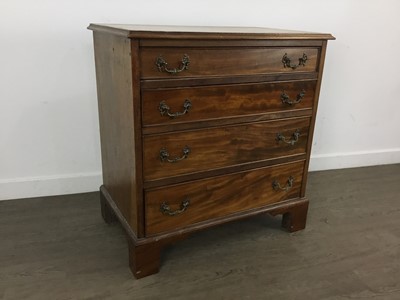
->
143;154;307;189
145;161;305;235
93;32;140;234
143;117;310;181
88;24;335;40
139;39;325;47
141;71;318;89
100;183;307;277
89;24;333;278
142;80;316;127
270;197;309;232
140;47;319;79
301;41;328;198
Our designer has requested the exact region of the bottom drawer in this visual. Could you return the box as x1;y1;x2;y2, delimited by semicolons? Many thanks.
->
145;161;305;235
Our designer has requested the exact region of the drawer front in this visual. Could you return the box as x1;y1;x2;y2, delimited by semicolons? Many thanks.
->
143;117;310;181
140;48;319;79
142;80;316;126
145;161;304;235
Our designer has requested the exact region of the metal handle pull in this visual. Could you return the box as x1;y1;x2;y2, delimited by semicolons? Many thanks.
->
281;90;306;105
160;146;191;163
272;176;294;192
160;199;190;216
159;99;192;118
276;129;301;146
282;53;308;70
156;54;190;74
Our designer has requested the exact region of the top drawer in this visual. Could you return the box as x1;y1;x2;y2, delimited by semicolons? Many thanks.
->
140;47;319;79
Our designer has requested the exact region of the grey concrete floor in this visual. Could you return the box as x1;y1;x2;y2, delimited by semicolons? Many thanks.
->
1;164;400;300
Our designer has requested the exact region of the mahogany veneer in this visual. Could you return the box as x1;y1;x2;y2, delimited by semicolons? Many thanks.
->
88;24;334;279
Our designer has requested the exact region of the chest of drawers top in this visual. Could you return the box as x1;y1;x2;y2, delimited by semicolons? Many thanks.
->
88;24;334;39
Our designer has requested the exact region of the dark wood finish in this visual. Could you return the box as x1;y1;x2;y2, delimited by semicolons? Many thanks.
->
88;24;335;40
145;161;305;235
93;32;140;234
142;109;312;135
100;184;188;278
282;199;309;232
100;176;307;278
142;80;316;127
100;189;117;224
130;39;146;237
89;24;333;278
100;180;305;245
128;238;162;279
140;47;319;79
269;197;309;232
140;72;318;89
143;154;307;189
128;231;190;279
143;117;310;181
140;39;324;47
301;41;328;198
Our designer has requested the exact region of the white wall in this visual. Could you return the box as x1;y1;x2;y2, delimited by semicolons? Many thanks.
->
1;0;400;200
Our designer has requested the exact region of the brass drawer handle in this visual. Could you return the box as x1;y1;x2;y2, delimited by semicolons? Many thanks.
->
276;129;301;146
281;90;306;105
272;176;294;192
160;146;191;163
282;53;308;70
160;199;190;216
159;99;192;118
156;54;190;74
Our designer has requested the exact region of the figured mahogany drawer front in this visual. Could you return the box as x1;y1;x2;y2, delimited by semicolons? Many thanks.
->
145;160;304;235
140;48;319;79
142;80;316;127
143;117;310;181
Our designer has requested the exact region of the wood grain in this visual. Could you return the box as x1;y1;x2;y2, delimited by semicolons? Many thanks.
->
92;32;138;233
140;47;319;79
88;24;335;40
140;39;324;47
145;161;305;235
142;109;313;135
301;41;328;198
143;117;310;181
140;72;318;89
130;39;145;237
89;24;334;279
142;80;316;127
143;154;307;189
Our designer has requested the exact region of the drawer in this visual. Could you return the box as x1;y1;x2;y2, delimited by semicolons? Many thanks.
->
140;47;319;79
142;80;316;126
143;117;310;181
145;160;305;235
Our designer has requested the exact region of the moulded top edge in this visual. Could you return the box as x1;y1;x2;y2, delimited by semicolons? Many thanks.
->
87;24;336;40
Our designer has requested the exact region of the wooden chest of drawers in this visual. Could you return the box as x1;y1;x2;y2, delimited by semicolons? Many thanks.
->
88;24;334;279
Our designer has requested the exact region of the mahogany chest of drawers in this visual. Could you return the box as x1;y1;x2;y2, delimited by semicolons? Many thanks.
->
88;24;334;279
